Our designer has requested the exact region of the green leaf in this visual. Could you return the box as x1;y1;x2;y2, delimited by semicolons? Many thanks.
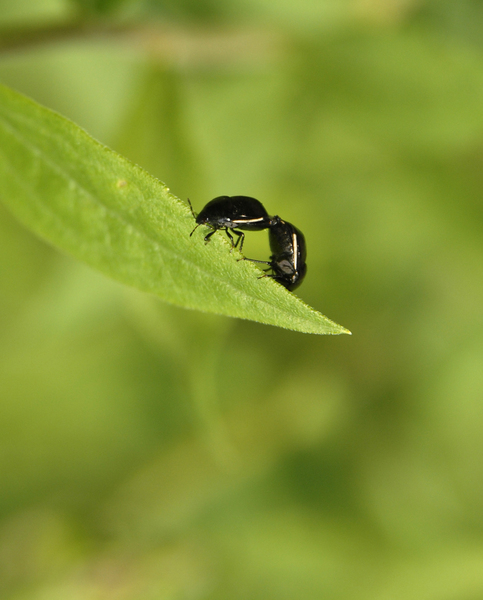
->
0;84;350;335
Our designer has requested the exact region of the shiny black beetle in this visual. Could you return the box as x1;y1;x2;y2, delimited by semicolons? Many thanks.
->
244;216;307;291
188;195;272;252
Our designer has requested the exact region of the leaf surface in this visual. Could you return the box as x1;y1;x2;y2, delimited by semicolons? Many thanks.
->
0;84;349;335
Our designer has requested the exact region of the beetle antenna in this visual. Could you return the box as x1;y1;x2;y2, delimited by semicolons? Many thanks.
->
187;198;197;218
190;223;201;237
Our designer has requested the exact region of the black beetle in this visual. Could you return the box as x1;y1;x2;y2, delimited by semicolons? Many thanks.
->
188;195;272;253
244;216;307;291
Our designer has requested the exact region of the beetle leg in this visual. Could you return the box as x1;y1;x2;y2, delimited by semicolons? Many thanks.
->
241;257;271;265
232;229;245;252
203;228;217;243
224;228;236;251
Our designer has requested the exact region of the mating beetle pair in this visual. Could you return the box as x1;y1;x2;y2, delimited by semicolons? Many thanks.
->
188;195;307;291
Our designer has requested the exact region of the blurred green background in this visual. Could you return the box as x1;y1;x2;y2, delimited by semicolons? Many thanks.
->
1;0;483;598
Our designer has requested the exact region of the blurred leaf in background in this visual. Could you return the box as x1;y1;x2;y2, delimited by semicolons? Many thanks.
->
1;0;483;598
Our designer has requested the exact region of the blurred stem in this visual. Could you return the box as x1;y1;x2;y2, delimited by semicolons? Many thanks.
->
123;293;240;470
188;341;242;472
0;20;281;66
0;20;134;54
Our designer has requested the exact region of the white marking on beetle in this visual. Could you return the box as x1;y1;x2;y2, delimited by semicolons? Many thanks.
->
292;232;298;271
232;217;266;224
